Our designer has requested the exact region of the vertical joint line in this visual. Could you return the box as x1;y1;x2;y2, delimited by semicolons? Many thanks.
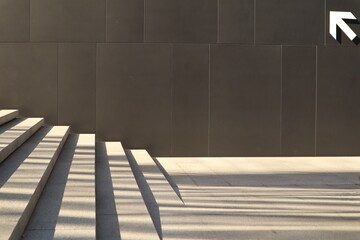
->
217;0;220;43
170;44;174;156
280;45;283;155
56;44;59;125
208;44;211;157
28;0;31;41
324;0;327;46
105;0;107;42
95;44;98;135
143;0;146;42
315;46;318;155
254;0;256;44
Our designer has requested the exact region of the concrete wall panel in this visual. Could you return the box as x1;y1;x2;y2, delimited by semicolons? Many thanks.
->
210;45;281;156
106;0;144;42
0;43;58;123
0;0;358;156
30;0;105;42
173;44;209;156
256;0;324;45
144;0;217;43
58;43;96;133
0;0;29;41
96;43;172;156
219;0;254;43
317;47;360;155
281;46;316;156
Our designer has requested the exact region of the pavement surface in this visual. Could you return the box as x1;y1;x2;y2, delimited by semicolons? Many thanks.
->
155;157;360;240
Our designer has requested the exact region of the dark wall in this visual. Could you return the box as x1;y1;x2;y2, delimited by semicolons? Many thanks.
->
0;0;359;157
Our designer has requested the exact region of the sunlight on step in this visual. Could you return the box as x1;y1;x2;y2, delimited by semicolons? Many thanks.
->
96;142;158;240
54;134;95;239
0;126;69;239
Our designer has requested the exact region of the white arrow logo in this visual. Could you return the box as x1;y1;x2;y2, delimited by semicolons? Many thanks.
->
329;11;359;44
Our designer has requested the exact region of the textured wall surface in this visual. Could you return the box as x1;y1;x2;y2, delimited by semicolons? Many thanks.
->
0;0;359;156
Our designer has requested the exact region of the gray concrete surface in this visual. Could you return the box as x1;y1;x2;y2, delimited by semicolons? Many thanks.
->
0;126;69;240
22;134;79;240
2;2;360;157
1;125;358;240
0;109;18;126
53;134;96;240
155;157;360;239
96;142;158;240
0;118;44;163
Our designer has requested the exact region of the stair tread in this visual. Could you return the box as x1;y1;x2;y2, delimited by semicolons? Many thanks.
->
96;142;158;240
0;127;53;188
0;126;69;240
0;109;18;126
128;149;183;207
53;134;96;239
0;118;44;164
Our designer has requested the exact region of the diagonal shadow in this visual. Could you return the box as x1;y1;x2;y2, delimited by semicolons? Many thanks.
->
95;142;121;240
126;150;163;240
153;157;184;202
0;126;51;188
0;118;24;135
22;134;78;238
336;19;360;45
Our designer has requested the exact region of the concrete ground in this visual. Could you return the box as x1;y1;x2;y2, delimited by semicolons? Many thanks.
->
155;157;360;240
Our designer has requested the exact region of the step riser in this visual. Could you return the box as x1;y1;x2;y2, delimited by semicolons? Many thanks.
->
96;142;159;240
0;118;44;164
0;110;19;126
10;128;69;240
127;150;183;206
0;127;70;240
53;134;96;239
0;111;181;239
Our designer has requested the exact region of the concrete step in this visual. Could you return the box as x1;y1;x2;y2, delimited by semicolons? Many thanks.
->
127;150;183;207
53;134;96;239
96;142;158;240
0;127;53;188
126;150;185;240
21;134;84;239
0;118;44;164
0;126;69;240
0;109;19;126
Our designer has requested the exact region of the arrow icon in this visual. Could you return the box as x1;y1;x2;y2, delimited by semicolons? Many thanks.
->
329;11;360;45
